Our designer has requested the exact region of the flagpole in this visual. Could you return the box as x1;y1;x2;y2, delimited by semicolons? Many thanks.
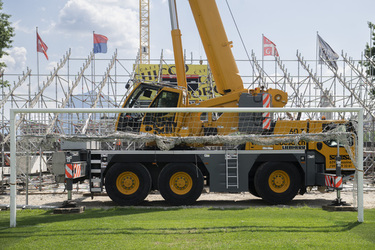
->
92;31;95;108
36;27;40;109
316;31;320;108
316;31;318;72
319;33;323;109
36;26;42;191
262;34;264;78
92;31;96;123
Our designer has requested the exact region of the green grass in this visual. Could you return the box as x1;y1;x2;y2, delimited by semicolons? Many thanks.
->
1;207;375;249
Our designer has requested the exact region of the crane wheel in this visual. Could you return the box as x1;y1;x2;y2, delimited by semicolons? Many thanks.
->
254;162;301;204
158;163;204;206
248;175;260;197
105;163;151;206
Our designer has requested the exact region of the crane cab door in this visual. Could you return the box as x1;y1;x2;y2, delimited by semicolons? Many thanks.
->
116;83;161;133
140;88;184;136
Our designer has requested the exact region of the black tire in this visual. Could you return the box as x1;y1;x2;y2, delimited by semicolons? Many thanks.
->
254;162;301;204
248;174;260;197
158;163;204;206
105;163;151;206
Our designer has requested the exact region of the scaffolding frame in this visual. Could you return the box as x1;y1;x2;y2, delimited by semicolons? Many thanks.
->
0;49;374;181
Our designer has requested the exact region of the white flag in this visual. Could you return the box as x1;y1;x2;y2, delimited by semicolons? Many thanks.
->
317;34;339;71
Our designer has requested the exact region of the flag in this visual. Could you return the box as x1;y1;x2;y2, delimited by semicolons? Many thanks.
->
263;35;279;57
37;32;48;60
317;34;339;71
93;33;108;54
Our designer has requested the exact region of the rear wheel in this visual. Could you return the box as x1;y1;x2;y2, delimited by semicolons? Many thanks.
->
105;163;151;206
254;162;301;204
158;163;204;206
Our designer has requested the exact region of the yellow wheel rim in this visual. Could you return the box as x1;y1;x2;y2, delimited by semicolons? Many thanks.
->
169;172;193;195
268;170;290;193
116;171;140;195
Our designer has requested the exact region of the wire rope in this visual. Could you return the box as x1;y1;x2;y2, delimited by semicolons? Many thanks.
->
224;0;254;71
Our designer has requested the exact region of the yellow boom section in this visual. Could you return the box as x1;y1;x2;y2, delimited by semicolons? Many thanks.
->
189;0;244;95
169;0;188;105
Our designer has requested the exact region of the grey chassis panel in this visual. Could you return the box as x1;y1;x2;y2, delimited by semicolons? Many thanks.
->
90;149;307;193
199;150;307;193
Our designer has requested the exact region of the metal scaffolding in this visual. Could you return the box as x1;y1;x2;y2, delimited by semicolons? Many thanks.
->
0;49;374;182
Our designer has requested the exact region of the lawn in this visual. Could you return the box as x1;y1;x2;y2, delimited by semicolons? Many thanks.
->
1;207;374;249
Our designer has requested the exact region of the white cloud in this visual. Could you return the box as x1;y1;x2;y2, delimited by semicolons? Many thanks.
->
57;0;138;51
0;47;27;72
13;20;34;34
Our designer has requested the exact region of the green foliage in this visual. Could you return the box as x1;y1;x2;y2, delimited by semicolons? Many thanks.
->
0;207;375;248
0;0;14;87
361;22;375;99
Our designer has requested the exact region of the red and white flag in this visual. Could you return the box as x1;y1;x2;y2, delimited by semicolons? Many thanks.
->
263;35;279;57
37;32;49;60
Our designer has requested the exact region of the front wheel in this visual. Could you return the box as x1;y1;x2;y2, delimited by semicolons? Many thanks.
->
105;163;151;206
254;162;301;204
158;163;204;206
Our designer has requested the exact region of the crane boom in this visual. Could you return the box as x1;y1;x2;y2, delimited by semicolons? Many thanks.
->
188;0;244;95
168;0;188;105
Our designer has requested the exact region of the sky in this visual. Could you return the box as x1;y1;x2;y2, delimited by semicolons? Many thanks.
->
1;0;375;75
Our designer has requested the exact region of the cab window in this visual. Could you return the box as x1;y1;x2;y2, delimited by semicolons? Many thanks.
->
150;91;180;108
142;91;180;134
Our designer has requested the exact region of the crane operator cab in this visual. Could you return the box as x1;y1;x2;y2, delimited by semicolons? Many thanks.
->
115;82;184;135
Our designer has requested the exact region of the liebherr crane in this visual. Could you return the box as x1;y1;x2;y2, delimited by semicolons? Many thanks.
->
62;0;356;206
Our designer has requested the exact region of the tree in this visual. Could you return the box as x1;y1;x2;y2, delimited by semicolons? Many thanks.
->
0;0;15;86
361;22;375;100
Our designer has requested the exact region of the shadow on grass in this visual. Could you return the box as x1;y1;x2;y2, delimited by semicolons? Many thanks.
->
0;214;361;240
38;196;339;210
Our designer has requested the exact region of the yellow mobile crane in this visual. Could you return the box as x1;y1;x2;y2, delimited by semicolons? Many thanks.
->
116;0;287;138
64;0;356;206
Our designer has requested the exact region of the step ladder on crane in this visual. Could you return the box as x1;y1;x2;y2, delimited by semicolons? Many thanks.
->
225;149;239;189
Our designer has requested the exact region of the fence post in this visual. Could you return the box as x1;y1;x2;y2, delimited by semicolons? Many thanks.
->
357;108;364;222
10;109;17;227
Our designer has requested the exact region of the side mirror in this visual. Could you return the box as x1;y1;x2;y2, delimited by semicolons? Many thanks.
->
125;80;132;89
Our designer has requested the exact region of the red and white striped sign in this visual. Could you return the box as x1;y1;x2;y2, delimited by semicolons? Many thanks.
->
65;163;82;179
73;163;81;178
325;175;343;189
262;93;271;130
65;163;73;179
